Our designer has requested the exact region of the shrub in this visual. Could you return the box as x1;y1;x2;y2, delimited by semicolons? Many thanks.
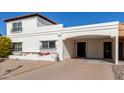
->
0;37;12;58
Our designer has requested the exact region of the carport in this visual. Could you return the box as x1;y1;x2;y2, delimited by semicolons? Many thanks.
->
61;22;119;64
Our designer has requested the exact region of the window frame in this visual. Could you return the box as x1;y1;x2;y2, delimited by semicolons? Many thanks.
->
12;22;22;32
42;41;49;49
12;42;22;52
40;40;56;50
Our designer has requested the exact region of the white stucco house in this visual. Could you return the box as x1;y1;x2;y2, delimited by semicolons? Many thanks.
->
4;13;124;64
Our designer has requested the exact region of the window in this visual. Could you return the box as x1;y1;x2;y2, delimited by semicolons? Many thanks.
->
42;41;49;49
40;41;56;49
12;22;22;32
12;43;22;52
49;41;56;48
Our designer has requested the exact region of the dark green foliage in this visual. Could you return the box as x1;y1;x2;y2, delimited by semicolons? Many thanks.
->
0;37;12;58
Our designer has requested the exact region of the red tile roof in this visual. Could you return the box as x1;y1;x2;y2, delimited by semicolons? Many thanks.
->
4;13;57;24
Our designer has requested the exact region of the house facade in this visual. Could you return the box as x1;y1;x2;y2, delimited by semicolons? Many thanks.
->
4;13;124;64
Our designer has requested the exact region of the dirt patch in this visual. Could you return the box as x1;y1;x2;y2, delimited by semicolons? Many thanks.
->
112;65;124;80
0;59;57;79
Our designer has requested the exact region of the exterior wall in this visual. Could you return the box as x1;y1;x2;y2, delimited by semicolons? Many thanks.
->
11;33;58;52
112;38;115;61
37;16;54;27
6;16;63;61
37;24;63;33
62;22;119;40
63;39;76;59
82;39;103;58
63;38;114;60
7;16;60;36
119;24;124;36
6;19;119;62
9;33;59;61
7;16;37;35
8;20;63;52
62;22;119;61
9;54;56;61
8;24;63;61
119;38;124;59
119;24;124;59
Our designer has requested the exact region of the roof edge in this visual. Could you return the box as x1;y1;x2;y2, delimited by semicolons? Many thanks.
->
3;13;58;25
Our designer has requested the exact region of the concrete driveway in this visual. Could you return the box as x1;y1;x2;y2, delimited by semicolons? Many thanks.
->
0;59;114;80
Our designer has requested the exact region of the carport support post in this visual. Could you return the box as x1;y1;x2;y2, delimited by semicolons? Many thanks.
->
58;33;63;62
115;36;119;65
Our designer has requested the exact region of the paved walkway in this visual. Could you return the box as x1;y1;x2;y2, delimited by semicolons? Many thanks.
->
0;59;114;80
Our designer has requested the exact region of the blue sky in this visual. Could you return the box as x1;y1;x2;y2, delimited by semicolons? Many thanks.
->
1;12;124;35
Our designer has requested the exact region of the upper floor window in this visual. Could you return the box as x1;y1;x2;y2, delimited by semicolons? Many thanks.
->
12;22;22;32
40;41;56;50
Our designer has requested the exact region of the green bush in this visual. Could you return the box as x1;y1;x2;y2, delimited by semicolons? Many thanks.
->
0;37;12;58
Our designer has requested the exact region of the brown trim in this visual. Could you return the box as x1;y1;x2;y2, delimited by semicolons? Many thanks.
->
4;13;57;24
119;23;124;25
119;29;124;31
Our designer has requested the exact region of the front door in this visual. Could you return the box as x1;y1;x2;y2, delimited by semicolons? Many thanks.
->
119;42;123;60
104;42;112;58
77;42;86;57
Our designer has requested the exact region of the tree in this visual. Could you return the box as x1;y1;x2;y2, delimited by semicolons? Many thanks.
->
0;37;12;58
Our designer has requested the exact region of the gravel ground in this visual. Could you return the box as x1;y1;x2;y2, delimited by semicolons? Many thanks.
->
112;65;124;80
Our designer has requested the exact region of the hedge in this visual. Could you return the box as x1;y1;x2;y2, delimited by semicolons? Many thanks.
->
0;37;12;58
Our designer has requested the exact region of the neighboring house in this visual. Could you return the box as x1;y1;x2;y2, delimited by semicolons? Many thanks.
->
4;13;124;64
